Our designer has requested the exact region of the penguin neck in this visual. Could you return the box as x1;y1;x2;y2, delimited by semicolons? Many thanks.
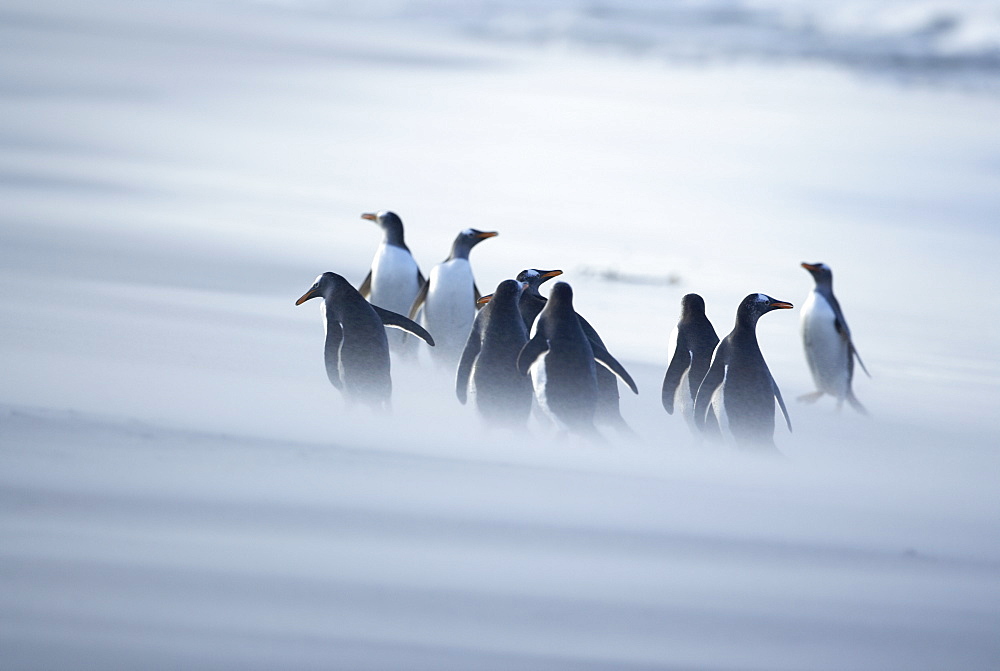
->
813;280;835;302
546;300;579;335
447;243;471;261
733;313;761;342
680;308;706;326
382;225;408;250
519;292;545;330
491;291;524;322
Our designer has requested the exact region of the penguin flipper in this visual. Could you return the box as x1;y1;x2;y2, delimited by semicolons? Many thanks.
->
693;347;726;431
324;320;344;390
358;270;372;298
372;305;435;346
797;390;824;403
408;279;429;320
516;334;549;376
592;344;638;395
577;314;607;348
455;331;481;405
772;378;792;433
661;330;689;414
851;342;871;378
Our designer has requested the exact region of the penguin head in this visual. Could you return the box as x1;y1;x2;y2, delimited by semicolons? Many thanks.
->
516;268;562;296
493;279;524;300
450;228;498;259
295;272;351;305
478;279;528;305
801;262;833;287
680;293;707;317
547;281;575;308
737;293;794;325
362;211;406;247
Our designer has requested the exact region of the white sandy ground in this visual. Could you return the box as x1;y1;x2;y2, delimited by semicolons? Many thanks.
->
2;1;1000;669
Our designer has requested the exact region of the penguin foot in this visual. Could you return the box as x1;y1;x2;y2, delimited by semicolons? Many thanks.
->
797;391;825;404
846;392;869;416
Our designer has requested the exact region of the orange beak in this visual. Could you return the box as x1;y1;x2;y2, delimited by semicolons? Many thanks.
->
295;289;318;305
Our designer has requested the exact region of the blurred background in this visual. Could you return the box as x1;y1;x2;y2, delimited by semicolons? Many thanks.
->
2;1;999;669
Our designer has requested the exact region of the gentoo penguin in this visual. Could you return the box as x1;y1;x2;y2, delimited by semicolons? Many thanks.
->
456;279;533;426
799;262;870;413
693;293;793;449
296;272;434;409
662;294;720;430
410;228;497;367
512;268;634;435
516;268;563;331
358;211;425;356
516;282;638;436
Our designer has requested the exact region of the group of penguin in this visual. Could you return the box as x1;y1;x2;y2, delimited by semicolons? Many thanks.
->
297;211;869;449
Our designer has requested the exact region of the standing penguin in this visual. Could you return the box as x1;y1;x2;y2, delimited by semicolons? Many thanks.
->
799;262;870;413
513;268;634;435
662;294;720;430
358;211;424;356
296;272;434;409
410;228;497;367
456;279;533;426
694;293;793;449
517;282;638;437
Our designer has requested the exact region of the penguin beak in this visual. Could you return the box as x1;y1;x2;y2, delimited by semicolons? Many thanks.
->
801;262;820;272
361;213;377;221
477;294;494;305
541;270;563;279
295;288;319;305
770;300;794;310
476;231;498;239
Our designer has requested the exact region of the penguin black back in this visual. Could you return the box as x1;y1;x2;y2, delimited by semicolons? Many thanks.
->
694;293;792;449
296;272;434;409
456;279;533;425
662;293;720;416
518;282;637;435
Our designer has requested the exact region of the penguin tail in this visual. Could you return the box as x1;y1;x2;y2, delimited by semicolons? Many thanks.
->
796;390;824;404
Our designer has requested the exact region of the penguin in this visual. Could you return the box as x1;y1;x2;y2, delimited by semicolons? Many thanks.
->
456;279;533;426
512;268;635;435
693;293;793;449
516;268;563;331
296;272;434;409
516;282;638;436
662;293;720;431
799;262;870;413
410;228;497;367
358;211;424;357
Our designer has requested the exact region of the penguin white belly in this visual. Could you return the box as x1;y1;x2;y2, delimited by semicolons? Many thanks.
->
424;259;476;356
529;352;563;430
710;364;731;441
369;243;420;314
800;291;850;397
675;366;695;426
